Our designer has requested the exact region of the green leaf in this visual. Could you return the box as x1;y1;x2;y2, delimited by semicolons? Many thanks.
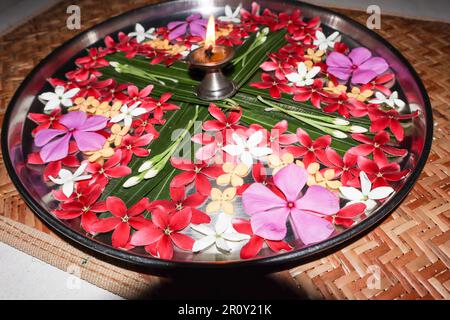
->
101;104;210;206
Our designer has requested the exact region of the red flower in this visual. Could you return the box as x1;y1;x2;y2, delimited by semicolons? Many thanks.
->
53;180;90;203
369;108;418;142
53;184;106;233
324;148;360;187
322;92;367;118
66;66;102;82
170;158;223;195
274;10;303;34
118;133;154;165
216;28;245;46
277;44;305;65
75;48;110;69
101;80;129;102
326;203;366;228
125;84;154;105
191;132;226;162
91;197;150;248
86;150;132;187
131;113;161;137
333;42;349;54
75;76;113;98
292;79;329;108
285;128;331;166
361;73;395;96
250;120;297;154
146;93;180;120
130;208;194;260
232;218;292;259
349;131;407;164
150;186;210;224
28;141;79;182
250;73;293;99
28;109;65;136
357;157;409;188
260;54;295;80
202;103;243;132
288;16;320;44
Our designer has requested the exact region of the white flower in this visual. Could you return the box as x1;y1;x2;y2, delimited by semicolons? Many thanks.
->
191;214;250;253
369;91;405;109
339;171;394;212
286;62;321;87
313;30;341;51
38;86;80;113
222;131;273;166
49;162;91;197
110;101;147;127
128;23;156;43
218;4;242;23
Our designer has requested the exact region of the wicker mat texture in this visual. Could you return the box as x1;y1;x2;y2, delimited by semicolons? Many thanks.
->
0;0;448;300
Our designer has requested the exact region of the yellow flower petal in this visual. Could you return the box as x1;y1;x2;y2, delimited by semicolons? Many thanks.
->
268;154;281;168
221;201;235;215
234;163;249;177
324;169;336;180
210;188;223;201
230;175;244;187
222;187;237;201
206;200;222;214
327;180;342;190
222;162;235;174
281;152;294;164
217;173;232;186
307;162;320;174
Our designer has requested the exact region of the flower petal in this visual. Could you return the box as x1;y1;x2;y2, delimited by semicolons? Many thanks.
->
242;183;285;215
192;235;216;252
39;134;71;162
368;186;394;200
273;164;307;202
106;196;127;217
72;131;105;152
250;207;290;241
296;185;340;216
111;222;131;248
290;209;335;245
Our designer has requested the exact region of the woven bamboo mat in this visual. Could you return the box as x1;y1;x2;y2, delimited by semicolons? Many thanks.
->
0;0;448;300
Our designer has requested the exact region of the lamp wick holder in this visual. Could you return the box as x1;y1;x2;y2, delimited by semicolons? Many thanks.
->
187;45;237;101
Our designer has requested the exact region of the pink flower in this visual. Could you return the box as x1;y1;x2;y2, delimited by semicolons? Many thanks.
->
242;164;339;244
326;47;388;84
232;218;292;259
167;14;207;41
34;111;108;163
